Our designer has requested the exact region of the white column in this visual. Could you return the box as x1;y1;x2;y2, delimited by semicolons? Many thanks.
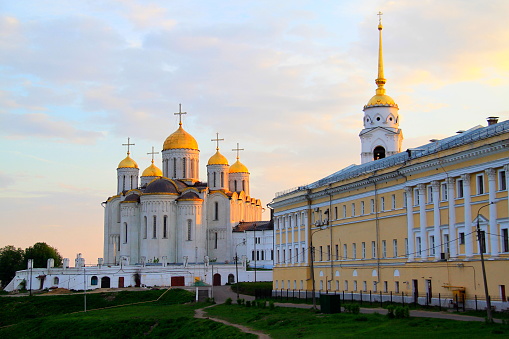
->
404;186;415;261
298;213;302;265
462;174;473;258
447;177;457;258
432;181;441;261
290;214;294;264
305;211;309;264
418;184;428;260
486;168;499;257
285;215;289;265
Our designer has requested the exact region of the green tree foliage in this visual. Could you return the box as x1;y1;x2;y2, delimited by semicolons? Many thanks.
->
0;246;25;288
24;242;63;268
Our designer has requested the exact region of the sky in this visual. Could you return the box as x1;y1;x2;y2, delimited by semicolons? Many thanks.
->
2;0;509;264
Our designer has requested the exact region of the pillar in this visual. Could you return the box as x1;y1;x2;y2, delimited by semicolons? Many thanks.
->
432;181;441;261
486;168;499;257
404;186;415;261
462;174;473;258
417;184;428;260
447;177;457;258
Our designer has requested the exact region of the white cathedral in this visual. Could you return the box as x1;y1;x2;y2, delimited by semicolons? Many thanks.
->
104;108;268;267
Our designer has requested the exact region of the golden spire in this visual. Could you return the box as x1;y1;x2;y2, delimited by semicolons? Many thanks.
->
375;11;386;96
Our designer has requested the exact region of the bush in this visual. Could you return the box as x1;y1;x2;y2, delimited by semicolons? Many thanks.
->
343;304;360;314
225;297;232;305
269;301;275;310
246;300;251;307
205;297;215;304
386;305;396;318
394;306;410;319
236;298;242;305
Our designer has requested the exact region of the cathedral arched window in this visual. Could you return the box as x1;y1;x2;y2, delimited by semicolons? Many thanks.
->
214;202;219;220
373;146;386;160
91;276;98;286
213;172;217;187
53;277;59;285
214;232;218;249
122;176;126;191
242;180;246;192
187;219;192;240
143;216;147;239
153;216;157;238
163;216;168;239
234;180;237;192
172;158;177;178
190;159;194;178
220;172;224;187
182;157;186;178
124;223;128;244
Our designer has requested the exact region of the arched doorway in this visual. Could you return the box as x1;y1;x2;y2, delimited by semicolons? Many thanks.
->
373;146;386;160
101;276;111;288
228;274;235;284
213;273;221;286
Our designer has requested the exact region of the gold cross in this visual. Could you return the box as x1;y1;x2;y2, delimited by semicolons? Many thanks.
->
377;11;383;24
174;103;187;126
122;137;135;155
232;143;244;159
211;132;224;150
147;146;159;164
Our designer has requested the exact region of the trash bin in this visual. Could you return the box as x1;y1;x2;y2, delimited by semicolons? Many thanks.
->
320;294;342;313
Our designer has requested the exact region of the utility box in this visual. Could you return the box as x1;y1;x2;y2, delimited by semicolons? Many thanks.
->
452;288;466;303
320;294;342;314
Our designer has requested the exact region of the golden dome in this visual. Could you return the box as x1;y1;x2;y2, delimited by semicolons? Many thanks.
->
365;94;397;108
163;125;198;151
142;162;163;177
230;159;249;173
208;150;229;165
118;154;138;169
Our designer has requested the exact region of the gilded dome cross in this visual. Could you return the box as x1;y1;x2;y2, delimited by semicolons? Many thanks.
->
211;132;224;150
232;143;244;160
174;103;187;126
122;137;135;155
147;146;159;164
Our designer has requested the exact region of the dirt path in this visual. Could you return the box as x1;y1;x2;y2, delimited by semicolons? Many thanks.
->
194;304;270;339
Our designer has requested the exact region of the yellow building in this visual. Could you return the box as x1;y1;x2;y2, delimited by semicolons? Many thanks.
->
269;19;509;309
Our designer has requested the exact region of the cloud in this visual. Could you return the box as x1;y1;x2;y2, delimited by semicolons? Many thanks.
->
0;112;103;144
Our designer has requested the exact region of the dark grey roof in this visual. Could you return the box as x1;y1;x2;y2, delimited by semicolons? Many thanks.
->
233;221;273;232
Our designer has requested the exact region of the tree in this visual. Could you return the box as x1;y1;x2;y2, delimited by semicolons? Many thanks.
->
24;242;63;269
0;245;25;288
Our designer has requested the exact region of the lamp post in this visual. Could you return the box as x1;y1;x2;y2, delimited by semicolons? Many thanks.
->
235;239;246;300
476;201;497;323
253;223;257;283
310;222;328;309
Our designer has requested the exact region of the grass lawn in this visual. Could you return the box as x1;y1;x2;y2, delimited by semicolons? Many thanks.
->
206;303;509;338
0;289;254;338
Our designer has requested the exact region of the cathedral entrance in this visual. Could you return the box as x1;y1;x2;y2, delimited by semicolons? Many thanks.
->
171;276;185;286
213;273;221;286
101;276;111;288
118;277;124;288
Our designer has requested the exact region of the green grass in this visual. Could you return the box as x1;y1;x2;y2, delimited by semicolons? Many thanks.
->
0;290;255;338
206;303;509;338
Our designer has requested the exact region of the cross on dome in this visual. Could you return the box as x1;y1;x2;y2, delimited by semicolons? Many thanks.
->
174;103;187;126
377;11;383;24
211;132;224;151
122;137;135;155
147;146;159;164
232;143;244;160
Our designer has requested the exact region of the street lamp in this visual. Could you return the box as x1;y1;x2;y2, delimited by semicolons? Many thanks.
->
235;239;246;300
476;201;499;323
310;221;328;309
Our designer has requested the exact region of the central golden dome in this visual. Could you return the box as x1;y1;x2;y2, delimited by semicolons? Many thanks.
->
365;94;397;108
208;150;229;165
118;155;138;169
230;159;249;173
163;125;199;151
142;162;163;177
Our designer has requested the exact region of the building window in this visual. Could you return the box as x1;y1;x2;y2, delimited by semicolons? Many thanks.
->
371;241;376;258
172;158;177;178
234;180;237;191
271;250;274;260
457;179;464;198
499;170;507;191
414;188;420;205
405;238;409;256
220;172;224;187
362;242;366;259
441;182;448;201
334;206;338;220
403;191;407;207
351;203;355;216
393;239;398;258
187;219;192;240
382;240;386;258
343;205;346;218
479;231;487;253
416;237;422;255
242;180;246;191
319;246;323;261
182;157;186;178
476;174;485;195
214;202;219;220
295;248;298;263
124;223;128;244
459;232;465;245
395;281;400;293
353;280;358;291
370;199;375;213
213;172;217;187
302;247;305;262
384;281;388;293
427;185;433;203
352;243;357;259
429;236;435;255
359;201;364;215
373;281;377;292
152;216;157;238
381;197;385;211
363;281;367;292
163;216;168;238
214;232;218;249
443;234;450;254
335;244;339;260
502;229;509;252
344;280;349;291
91;276;98;285
343;244;348;260
391;194;396;209
143;216;147;239
53;277;59;285
327;245;331;261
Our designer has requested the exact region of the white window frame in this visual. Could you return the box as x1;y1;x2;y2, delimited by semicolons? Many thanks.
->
476;174;485;195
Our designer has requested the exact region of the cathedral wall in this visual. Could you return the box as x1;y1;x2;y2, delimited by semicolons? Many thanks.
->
177;202;204;263
206;193;233;262
162;149;200;180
